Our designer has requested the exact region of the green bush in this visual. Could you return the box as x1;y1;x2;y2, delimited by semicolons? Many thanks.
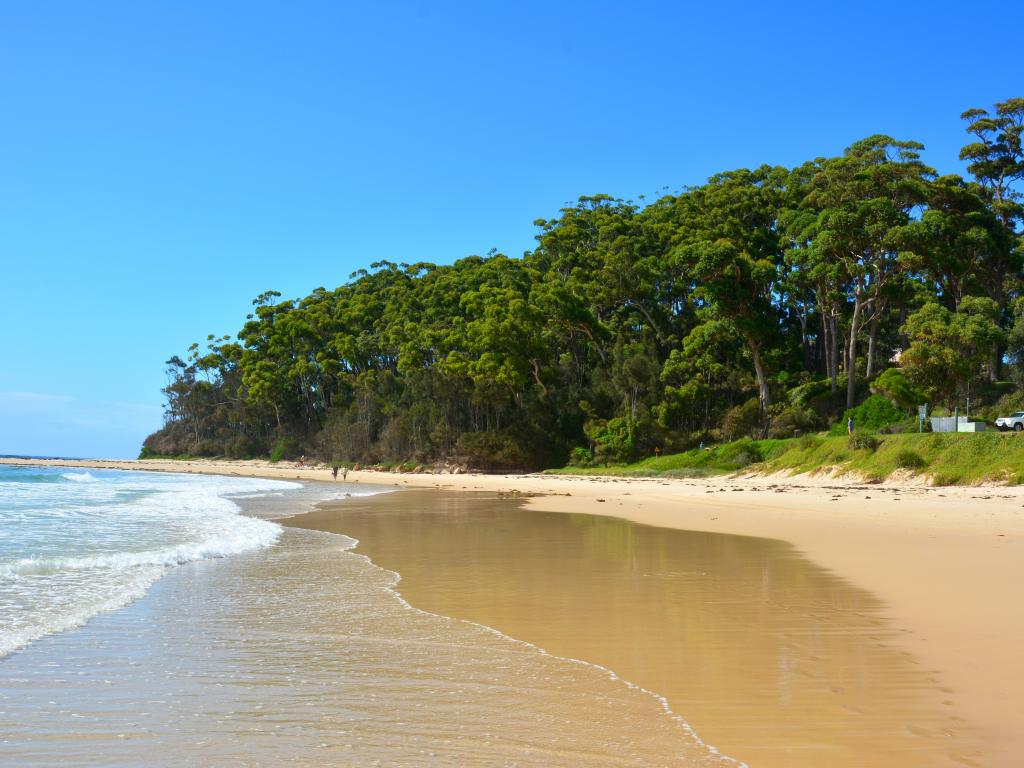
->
767;405;817;439
799;434;822;451
834;395;905;435
721;398;761;440
848;433;880;452
269;439;288;463
871;369;925;409
584;417;635;464
894;449;926;469
454;429;537;470
569;446;593;466
879;417;921;434
717;438;764;468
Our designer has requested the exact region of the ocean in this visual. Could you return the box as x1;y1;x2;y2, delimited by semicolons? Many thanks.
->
0;465;299;658
0;465;735;766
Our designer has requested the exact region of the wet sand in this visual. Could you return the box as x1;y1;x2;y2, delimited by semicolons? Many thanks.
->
288;490;982;767
5;456;1024;764
0;510;732;767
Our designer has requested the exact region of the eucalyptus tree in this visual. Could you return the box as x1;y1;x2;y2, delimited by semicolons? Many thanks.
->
900;174;1016;309
900;297;1004;410
800;136;933;406
666;165;788;419
960;97;1024;230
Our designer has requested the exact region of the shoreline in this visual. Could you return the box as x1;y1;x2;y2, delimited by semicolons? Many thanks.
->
5;456;1024;763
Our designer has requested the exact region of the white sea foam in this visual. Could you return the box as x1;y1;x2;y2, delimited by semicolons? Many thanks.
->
0;466;300;658
323;531;746;767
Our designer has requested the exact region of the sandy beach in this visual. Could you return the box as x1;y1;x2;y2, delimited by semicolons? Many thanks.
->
4;456;1023;766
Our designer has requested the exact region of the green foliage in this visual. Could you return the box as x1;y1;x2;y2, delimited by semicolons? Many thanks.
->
848;433;880;452
767;405;817;439
835;395;906;435
900;297;1004;409
269;439;291;463
799;434;822;451
569;446;593;466
871;369;925;410
142;99;1024;472
716;438;766;469
721;399;762;441
585;417;635;465
895;449;926;469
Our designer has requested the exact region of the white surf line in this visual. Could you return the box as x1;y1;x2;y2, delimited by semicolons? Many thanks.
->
314;528;747;768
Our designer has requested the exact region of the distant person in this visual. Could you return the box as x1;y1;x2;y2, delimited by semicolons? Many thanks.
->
341;467;348;481
847;417;854;435
331;466;338;480
298;454;306;467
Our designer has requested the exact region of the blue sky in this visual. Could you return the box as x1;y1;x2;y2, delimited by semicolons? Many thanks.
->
1;1;1020;458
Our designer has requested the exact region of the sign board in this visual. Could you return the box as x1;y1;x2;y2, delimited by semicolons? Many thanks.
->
918;404;928;418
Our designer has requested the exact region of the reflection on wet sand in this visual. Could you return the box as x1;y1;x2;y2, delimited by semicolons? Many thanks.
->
289;490;982;767
0;527;732;767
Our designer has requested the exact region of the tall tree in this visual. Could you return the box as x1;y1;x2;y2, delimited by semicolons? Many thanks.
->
667;166;788;419
960;97;1024;230
801;136;932;406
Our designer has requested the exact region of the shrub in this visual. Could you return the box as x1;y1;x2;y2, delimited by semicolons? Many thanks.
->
455;429;537;471
848;433;880;452
569;446;593;466
584;417;635;464
767;405;818;439
871;369;925;410
269;439;288;463
834;395;905;435
799;434;822;451
718;438;764;468
879;417;920;434
224;434;265;460
894;449;926;469
721;398;761;441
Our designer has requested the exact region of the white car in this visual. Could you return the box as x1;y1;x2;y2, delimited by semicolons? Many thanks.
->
995;412;1024;431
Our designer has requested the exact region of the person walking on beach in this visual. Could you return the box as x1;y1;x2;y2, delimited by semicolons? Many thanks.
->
847;416;854;435
332;465;339;480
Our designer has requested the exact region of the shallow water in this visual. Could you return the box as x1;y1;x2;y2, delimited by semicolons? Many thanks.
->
0;475;985;766
0;512;734;766
0;466;295;658
289;490;984;767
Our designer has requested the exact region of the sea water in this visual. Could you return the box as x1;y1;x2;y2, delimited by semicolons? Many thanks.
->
0;464;297;658
0;466;738;766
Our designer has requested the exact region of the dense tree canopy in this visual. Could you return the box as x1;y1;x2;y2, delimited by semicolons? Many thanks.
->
144;99;1024;468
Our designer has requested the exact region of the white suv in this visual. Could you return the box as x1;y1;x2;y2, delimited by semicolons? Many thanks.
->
995;412;1024;431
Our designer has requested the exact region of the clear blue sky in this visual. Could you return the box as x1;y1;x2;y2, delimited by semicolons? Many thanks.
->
1;1;1020;458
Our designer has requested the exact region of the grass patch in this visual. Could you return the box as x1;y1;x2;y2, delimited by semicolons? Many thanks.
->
552;430;1024;485
894;449;926;469
760;430;1024;485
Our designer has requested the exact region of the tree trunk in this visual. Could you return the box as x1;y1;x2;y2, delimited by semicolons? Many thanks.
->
829;313;840;392
866;309;880;379
821;312;833;390
847;289;864;409
633;301;666;347
990;347;1002;383
750;341;771;415
799;309;811;372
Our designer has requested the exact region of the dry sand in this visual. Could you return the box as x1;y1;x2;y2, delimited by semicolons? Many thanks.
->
5;456;1023;765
